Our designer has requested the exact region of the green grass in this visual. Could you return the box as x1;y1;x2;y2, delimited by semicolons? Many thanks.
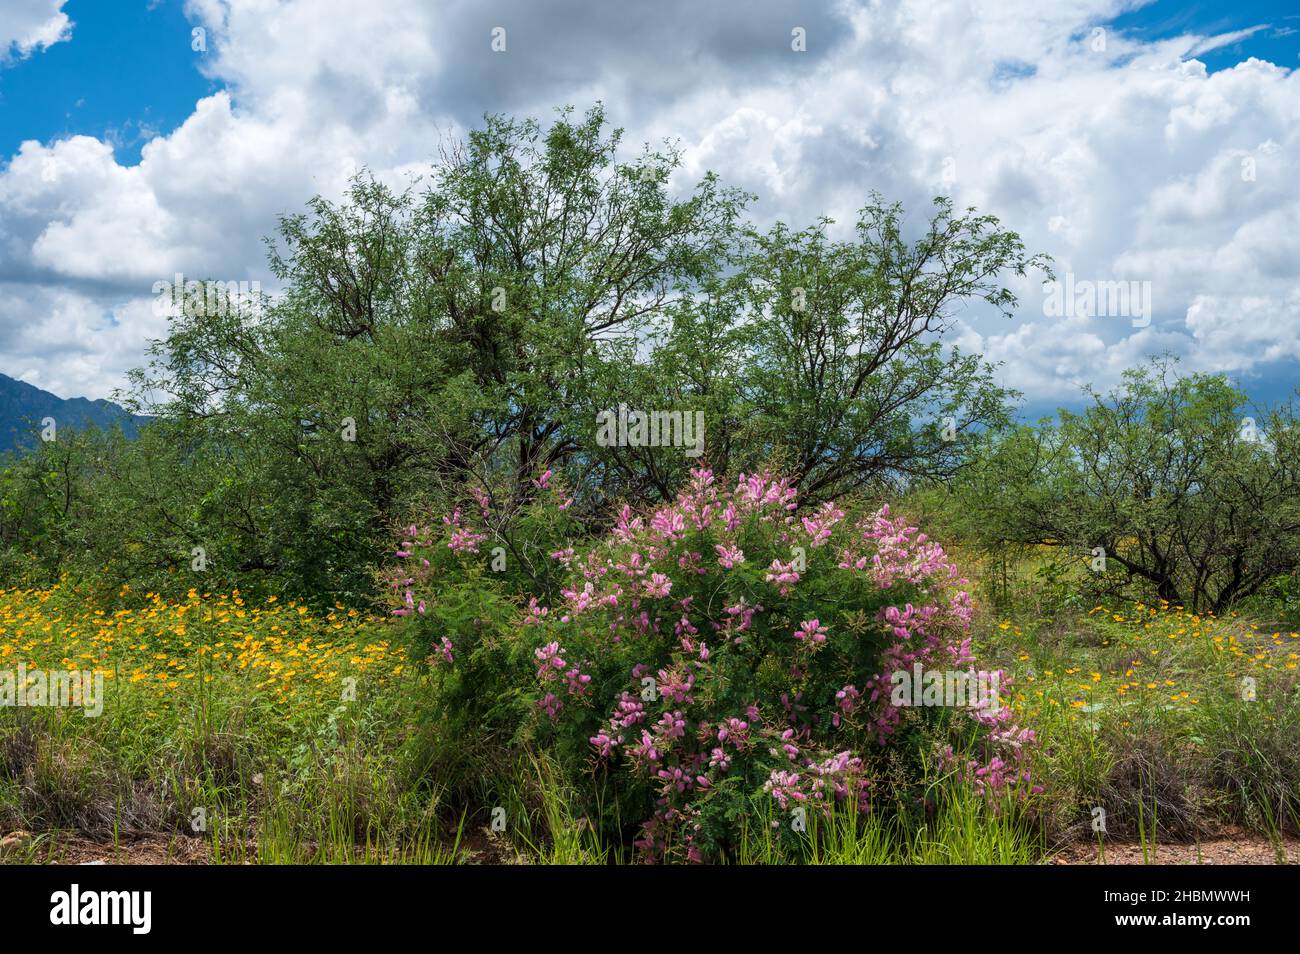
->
730;782;1043;865
966;551;1300;846
3;566;1296;864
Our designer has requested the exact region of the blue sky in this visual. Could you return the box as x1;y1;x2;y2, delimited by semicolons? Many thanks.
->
0;0;1297;417
1112;0;1300;70
0;1;221;165
6;2;1298;168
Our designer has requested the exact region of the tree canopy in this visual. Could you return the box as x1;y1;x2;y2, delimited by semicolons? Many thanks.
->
2;105;1049;601
953;358;1300;613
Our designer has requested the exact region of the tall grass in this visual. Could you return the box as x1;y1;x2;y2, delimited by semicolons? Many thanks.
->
731;783;1044;865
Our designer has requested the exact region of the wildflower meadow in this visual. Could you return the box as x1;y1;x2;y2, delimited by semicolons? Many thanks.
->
0;14;1298;930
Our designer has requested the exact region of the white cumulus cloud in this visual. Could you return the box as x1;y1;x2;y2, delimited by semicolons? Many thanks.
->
0;0;1296;405
0;0;71;63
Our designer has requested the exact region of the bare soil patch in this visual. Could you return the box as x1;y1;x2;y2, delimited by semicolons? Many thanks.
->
1054;829;1299;865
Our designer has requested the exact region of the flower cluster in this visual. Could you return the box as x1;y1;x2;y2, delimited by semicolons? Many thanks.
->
539;471;1031;857
389;467;1036;860
534;640;591;715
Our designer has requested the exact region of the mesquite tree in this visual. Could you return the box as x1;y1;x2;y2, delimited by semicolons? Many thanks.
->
40;105;1046;600
955;359;1300;613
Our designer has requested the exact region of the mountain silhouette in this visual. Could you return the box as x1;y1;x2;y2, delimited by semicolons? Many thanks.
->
0;373;145;454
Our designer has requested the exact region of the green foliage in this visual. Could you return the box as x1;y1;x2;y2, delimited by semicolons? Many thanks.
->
388;469;1034;860
954;357;1300;613
0;105;1045;603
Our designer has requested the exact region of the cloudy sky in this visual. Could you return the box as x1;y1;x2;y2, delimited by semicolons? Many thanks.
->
1;0;1297;416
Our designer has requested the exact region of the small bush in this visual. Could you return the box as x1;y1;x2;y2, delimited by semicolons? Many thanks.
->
388;468;1036;860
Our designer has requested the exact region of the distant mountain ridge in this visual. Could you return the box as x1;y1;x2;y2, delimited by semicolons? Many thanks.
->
0;373;146;454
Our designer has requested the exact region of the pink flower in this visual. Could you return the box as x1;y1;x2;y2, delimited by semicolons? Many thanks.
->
433;636;453;665
643;573;672;598
538;692;562;720
714;543;745;568
448;526;487;553
801;501;845;547
794;618;828;643
650;509;685;539
765;559;800;594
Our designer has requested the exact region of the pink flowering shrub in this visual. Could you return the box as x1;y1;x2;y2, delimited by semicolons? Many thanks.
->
387;468;1036;861
379;470;580;664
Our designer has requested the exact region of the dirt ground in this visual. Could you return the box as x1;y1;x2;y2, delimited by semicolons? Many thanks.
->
1;829;213;864
3;827;1296;865
0;827;520;865
1053;830;1300;865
